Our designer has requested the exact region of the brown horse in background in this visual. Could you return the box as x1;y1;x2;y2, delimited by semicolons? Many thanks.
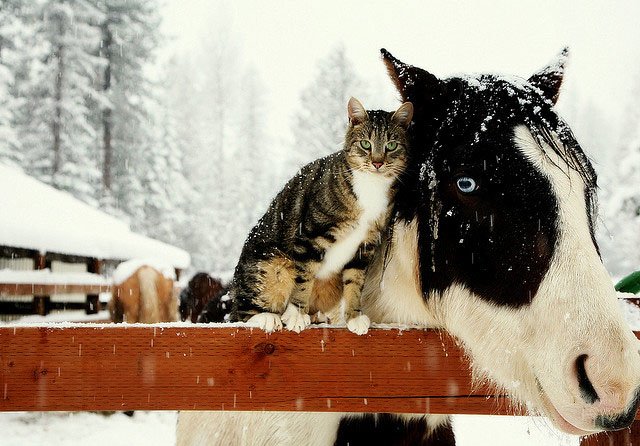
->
109;265;177;323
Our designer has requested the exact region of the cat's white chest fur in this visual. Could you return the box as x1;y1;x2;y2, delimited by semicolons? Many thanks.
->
315;170;393;279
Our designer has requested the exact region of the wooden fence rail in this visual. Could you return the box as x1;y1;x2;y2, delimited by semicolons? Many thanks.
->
0;281;111;316
0;325;502;414
1;325;639;444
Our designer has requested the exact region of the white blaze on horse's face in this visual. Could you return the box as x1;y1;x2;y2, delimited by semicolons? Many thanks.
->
439;126;640;435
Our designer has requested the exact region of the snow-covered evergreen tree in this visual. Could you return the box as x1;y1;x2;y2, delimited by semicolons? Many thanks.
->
0;0;27;167
291;45;366;167
598;69;640;276
173;27;242;273
158;55;215;269
92;0;160;223
210;67;272;272
601;137;640;276
235;68;270;228
11;0;104;205
141;64;194;248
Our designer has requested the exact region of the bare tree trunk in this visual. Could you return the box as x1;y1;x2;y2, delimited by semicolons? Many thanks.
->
101;22;113;191
52;42;64;183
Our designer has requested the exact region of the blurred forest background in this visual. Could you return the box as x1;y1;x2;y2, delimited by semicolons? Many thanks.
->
0;0;638;277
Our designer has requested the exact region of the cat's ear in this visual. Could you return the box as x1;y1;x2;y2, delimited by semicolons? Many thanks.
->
527;47;569;105
391;102;413;128
348;97;368;125
381;48;442;103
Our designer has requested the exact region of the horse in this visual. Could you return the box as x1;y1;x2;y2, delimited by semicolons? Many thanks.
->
176;48;640;445
179;272;227;323
109;263;177;324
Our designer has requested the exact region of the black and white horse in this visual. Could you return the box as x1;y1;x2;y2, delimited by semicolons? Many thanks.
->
176;49;640;445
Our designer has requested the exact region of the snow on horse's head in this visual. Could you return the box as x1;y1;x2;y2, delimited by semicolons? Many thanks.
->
374;48;640;434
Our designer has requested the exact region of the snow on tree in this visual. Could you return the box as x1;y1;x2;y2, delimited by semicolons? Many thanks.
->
0;0;27;167
158;55;214;269
210;67;272;272
291;44;367;167
234;68;271;228
139;62;195;249
174;25;245;273
92;0;160;221
597;67;640;276
600;137;640;275
9;0;104;205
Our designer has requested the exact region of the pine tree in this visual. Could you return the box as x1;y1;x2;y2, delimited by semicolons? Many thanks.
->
177;27;241;273
159;55;214;269
235;67;270;227
601;139;640;275
206;67;272;273
291;45;366;167
598;71;640;276
0;0;27;167
141;65;194;248
92;0;160;222
11;0;104;205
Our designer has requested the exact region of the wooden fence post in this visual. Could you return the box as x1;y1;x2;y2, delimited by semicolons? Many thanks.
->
581;422;640;446
86;258;102;314
32;252;50;316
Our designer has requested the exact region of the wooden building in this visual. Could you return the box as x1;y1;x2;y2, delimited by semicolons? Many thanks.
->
0;164;190;320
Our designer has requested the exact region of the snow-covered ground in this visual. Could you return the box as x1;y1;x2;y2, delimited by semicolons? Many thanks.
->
1;411;177;446
0;411;579;446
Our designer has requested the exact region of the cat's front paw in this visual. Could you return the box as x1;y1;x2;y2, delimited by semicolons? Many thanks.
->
246;312;283;333
282;303;311;333
347;314;370;335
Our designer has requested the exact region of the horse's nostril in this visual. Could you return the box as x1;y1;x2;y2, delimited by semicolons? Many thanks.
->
576;354;599;404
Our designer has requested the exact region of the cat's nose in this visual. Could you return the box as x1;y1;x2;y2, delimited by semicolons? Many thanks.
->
372;162;384;170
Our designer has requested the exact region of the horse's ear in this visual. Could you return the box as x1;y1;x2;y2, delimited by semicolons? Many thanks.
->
348;97;368;125
528;47;569;105
380;48;442;103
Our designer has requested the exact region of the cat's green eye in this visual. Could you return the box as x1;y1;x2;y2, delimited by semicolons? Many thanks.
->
386;141;398;151
360;140;371;150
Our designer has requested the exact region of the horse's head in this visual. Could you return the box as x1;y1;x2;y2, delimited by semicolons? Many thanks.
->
382;49;640;434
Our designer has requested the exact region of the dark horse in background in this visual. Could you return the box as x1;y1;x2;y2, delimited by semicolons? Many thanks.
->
179;272;227;323
177;49;640;445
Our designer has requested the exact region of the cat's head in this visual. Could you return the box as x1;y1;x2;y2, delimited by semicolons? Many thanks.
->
344;98;413;179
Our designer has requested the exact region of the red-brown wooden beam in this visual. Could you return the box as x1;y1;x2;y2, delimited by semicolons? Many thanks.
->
2;326;640;435
0;326;513;413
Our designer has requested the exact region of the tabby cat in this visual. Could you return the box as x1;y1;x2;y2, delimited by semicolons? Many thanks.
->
230;98;413;335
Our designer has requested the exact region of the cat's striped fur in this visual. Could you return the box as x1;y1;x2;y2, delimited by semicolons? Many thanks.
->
231;98;413;334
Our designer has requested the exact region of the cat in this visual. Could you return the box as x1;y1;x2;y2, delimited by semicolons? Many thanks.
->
230;97;413;335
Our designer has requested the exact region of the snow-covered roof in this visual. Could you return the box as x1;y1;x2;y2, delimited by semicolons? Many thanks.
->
0;164;190;269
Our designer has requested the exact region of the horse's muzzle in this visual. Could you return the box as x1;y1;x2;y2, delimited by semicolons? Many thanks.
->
595;387;640;431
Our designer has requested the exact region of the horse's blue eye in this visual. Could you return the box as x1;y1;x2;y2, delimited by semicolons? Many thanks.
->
456;176;477;193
